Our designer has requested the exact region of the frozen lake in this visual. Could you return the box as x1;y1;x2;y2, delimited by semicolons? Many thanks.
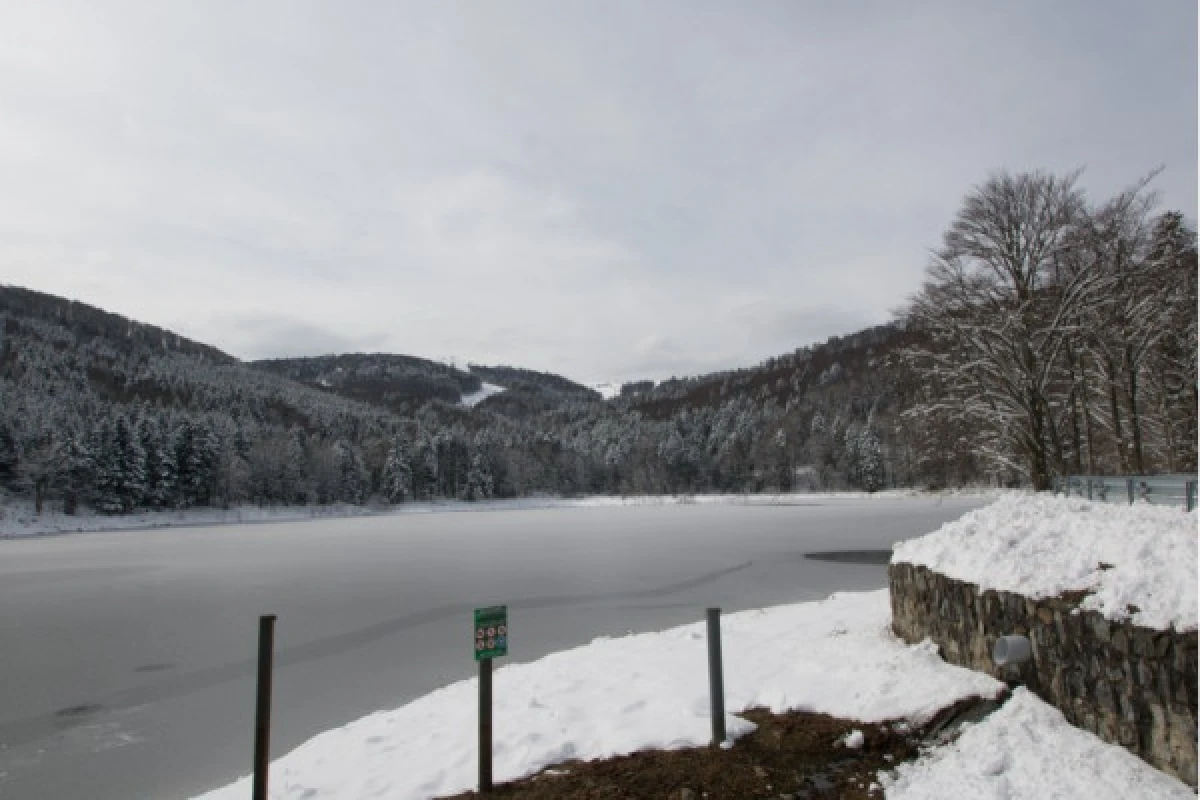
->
0;496;985;800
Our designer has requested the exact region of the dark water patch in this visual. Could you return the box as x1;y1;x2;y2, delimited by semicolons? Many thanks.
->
54;704;103;719
804;549;891;565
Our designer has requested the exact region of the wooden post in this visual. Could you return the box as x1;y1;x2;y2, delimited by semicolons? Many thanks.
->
479;657;493;793
253;615;276;800
706;608;726;746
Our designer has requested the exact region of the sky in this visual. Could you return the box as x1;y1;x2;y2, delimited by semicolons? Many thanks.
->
0;1;1195;386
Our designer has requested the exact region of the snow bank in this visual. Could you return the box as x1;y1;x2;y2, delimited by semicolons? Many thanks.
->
880;688;1194;799
892;494;1198;631
0;489;1003;538
194;590;1003;800
0;500;377;539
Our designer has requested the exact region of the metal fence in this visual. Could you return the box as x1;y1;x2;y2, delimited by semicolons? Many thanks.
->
1055;474;1197;511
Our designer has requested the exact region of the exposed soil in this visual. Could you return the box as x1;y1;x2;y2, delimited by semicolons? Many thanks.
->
439;699;990;800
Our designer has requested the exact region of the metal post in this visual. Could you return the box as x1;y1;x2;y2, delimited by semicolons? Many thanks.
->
479;658;492;793
1127;478;1135;505
706;608;726;745
253;614;276;800
1086;478;1092;500
1186;480;1195;512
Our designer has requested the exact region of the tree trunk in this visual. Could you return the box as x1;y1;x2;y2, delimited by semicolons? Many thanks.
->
1106;355;1128;473
1124;345;1146;474
1080;360;1098;475
1027;388;1052;490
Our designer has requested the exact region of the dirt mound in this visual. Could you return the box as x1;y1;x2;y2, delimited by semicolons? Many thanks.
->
441;706;925;799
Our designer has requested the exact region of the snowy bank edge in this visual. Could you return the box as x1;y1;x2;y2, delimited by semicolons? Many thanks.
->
193;590;1004;800
891;494;1199;631
0;488;1007;539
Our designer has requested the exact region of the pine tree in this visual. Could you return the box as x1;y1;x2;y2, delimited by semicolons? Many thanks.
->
283;428;309;504
465;450;493;501
174;419;218;508
382;434;414;503
94;415;146;513
138;415;174;508
857;424;885;492
59;430;94;515
333;440;366;504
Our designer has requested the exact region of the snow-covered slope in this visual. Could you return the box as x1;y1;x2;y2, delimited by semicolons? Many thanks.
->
458;382;506;407
590;382;621;400
892;494;1198;631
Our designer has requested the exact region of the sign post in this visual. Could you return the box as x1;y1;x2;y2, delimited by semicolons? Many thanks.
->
706;608;726;745
474;605;507;794
252;614;276;800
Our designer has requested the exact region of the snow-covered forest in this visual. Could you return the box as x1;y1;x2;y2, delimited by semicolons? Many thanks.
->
0;171;1193;516
0;286;912;516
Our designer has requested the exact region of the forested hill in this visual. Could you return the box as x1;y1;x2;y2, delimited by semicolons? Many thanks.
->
0;284;235;365
253;354;483;413
468;364;603;417
0;281;929;518
249;357;602;418
620;324;915;419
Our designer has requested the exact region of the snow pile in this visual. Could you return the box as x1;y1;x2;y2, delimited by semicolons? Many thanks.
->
194;590;1003;800
892;494;1198;631
841;729;865;749
880;687;1194;799
458;382;506;408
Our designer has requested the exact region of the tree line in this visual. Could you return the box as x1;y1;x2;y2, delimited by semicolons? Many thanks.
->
1;169;1192;517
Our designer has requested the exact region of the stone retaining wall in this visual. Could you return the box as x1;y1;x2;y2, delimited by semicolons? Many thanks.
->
889;561;1198;786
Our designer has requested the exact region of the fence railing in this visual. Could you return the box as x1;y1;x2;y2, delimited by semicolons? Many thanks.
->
1055;474;1197;511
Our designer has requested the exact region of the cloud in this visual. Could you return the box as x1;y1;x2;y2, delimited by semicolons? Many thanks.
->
0;1;1193;386
209;315;390;361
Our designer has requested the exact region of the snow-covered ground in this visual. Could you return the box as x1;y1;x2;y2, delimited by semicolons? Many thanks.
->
192;588;1192;800
880;687;1193;799
195;590;1004;800
893;494;1198;631
0;488;1007;538
458;381;506;407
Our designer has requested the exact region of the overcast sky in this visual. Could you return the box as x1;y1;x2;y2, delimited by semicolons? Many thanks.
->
0;2;1195;385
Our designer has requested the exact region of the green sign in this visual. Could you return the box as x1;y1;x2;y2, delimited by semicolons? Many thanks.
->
474;605;508;661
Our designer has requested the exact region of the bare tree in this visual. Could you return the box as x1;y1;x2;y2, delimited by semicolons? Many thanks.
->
903;170;1099;489
1075;173;1169;475
1143;211;1199;472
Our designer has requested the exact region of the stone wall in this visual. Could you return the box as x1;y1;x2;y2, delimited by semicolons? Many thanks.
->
889;561;1198;786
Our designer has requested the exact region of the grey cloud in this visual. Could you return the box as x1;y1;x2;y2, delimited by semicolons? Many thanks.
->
0;1;1193;386
210;315;390;361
